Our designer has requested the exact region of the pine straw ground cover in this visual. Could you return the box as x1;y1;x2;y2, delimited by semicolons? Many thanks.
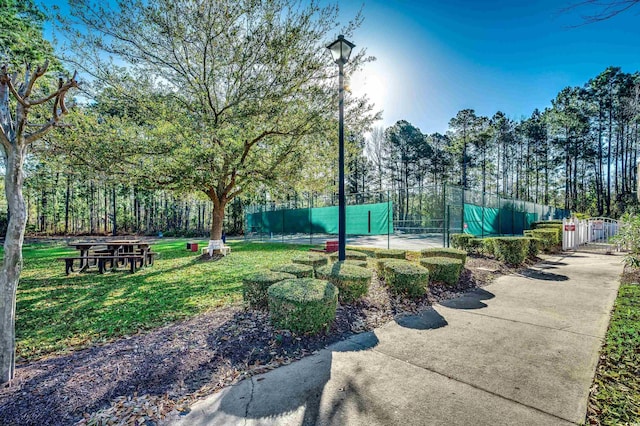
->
585;266;640;425
0;242;516;426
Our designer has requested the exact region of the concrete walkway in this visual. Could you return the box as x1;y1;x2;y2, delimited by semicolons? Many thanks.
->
171;252;623;426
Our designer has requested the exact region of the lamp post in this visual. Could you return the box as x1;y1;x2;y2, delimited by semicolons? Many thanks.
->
327;35;355;261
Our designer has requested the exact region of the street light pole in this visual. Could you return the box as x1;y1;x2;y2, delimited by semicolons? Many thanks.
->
338;60;346;261
327;35;355;262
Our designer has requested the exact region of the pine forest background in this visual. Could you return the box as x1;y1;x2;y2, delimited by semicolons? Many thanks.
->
0;66;638;237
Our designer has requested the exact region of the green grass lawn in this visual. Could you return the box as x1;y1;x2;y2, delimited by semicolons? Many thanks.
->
14;239;313;361
588;280;640;425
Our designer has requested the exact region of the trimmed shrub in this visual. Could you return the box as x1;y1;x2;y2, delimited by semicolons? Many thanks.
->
346;246;377;257
292;253;329;270
374;249;407;260
419;257;463;286
383;261;429;296
376;258;409;276
242;271;296;308
467;238;484;255
271;263;314;278
483;238;496;256
532;222;563;242
421;247;467;265
523;230;534;237
343;259;368;268
525;237;543;257
493;237;529;265
450;233;474;250
316;261;373;303
268;278;338;334
329;250;368;262
529;228;559;250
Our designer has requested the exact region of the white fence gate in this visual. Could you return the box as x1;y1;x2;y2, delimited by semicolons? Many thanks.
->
562;217;620;252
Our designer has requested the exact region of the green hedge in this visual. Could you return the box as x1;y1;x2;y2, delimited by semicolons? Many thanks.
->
316;261;372;303
450;233;474;250
483;238;496;256
343;259;368;268
532;222;563;242
383;261;429;297
525;237;543;257
291;253;329;269
271;263;314;278
529;228;559;250
242;271;296;308
421;247;467;265
493;237;529;265
376;258;408;276
467;238;484;254
329;250;368;262
268;278;338;334
374;249;406;260
419;257;463;286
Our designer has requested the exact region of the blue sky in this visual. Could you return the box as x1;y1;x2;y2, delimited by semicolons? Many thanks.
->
42;1;640;134
339;0;640;133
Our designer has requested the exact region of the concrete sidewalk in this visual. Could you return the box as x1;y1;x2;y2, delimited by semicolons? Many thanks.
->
171;252;623;426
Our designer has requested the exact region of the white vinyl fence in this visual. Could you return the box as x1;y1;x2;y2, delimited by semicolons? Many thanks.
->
562;217;620;252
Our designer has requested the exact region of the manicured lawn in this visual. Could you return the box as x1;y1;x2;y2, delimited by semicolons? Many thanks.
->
587;280;640;425
13;239;313;361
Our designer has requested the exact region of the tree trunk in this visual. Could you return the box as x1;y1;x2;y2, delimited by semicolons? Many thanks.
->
208;193;227;253
0;145;27;383
210;203;225;241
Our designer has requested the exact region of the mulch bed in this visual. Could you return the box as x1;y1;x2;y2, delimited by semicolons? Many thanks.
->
0;255;517;426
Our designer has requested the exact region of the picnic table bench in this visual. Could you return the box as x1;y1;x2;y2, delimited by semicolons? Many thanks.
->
59;254;146;275
59;240;157;275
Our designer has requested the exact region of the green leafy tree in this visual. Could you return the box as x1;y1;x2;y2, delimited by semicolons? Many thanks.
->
57;0;378;247
0;0;57;68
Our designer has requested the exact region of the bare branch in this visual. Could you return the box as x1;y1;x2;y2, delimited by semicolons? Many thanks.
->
562;0;639;26
25;83;77;144
22;60;49;99
0;70;27;107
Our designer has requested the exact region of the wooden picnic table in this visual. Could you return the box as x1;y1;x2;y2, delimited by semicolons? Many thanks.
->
65;240;154;273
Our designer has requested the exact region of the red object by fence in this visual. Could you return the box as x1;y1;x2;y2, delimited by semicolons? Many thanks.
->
325;240;339;253
564;224;576;231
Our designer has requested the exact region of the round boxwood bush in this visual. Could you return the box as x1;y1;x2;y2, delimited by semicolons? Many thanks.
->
492;237;529;265
383;261;429;297
316;261;372;303
524;237;542;258
450;233;474;250
329;250;368;262
267;278;338;334
271;263;314;278
343;259;368;268
419;257;463;286
292;253;329;270
376;258;410;276
420;247;467;265
242;271;296;308
374;249;406;260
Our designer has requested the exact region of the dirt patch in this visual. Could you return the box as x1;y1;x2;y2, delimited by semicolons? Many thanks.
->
0;256;513;426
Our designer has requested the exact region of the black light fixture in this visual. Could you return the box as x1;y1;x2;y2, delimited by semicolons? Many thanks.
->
327;35;355;262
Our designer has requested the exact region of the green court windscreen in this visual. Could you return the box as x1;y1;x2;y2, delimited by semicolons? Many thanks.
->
246;202;393;235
